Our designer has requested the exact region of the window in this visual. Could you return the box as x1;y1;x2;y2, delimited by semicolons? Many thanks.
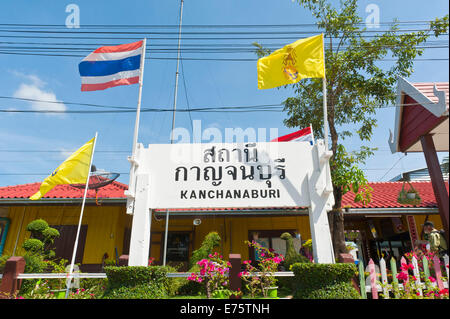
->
165;232;191;262
248;230;300;261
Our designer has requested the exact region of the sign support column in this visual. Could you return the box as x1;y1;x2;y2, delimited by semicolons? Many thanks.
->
307;139;335;263
128;173;152;266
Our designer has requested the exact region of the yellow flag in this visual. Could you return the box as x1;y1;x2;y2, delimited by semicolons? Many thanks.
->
30;137;95;200
257;34;325;90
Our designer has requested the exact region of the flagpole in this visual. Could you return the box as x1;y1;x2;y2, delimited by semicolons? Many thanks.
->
65;132;98;298
126;38;147;215
322;34;329;151
309;123;315;145
163;0;184;266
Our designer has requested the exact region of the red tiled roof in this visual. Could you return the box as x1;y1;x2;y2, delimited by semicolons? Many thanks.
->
412;82;449;109
0;180;128;200
341;181;448;209
0;180;445;211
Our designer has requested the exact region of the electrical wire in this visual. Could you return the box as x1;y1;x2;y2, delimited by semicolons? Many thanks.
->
377;154;407;181
0;92;447;114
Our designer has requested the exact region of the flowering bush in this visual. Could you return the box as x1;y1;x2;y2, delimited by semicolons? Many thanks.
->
239;240;284;298
187;252;231;298
380;260;449;299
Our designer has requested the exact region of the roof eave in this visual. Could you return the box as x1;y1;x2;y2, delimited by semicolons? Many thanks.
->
0;197;127;206
345;206;439;215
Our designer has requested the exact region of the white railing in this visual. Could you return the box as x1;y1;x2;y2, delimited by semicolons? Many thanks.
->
1;271;295;280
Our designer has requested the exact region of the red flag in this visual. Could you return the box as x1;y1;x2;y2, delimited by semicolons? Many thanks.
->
271;126;314;144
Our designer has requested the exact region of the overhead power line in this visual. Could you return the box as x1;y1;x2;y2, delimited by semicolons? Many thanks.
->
0;20;438;28
0;91;447;115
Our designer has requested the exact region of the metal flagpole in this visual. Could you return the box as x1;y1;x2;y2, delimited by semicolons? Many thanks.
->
322;33;329;151
126;38;147;215
164;0;184;266
65;132;98;298
309;123;315;145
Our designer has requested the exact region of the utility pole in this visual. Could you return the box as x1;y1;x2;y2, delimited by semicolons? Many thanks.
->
164;0;184;266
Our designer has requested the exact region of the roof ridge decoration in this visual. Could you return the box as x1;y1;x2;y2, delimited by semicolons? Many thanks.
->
388;76;449;153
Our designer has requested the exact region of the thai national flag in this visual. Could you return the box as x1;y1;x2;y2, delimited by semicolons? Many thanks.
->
271;126;314;145
79;40;144;91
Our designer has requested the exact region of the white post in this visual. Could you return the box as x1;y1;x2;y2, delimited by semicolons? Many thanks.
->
162;210;170;266
128;173;152;266
379;258;389;298
412;256;423;296
307;139;335;263
126;38;147;215
65;132;98;298
322;34;329;151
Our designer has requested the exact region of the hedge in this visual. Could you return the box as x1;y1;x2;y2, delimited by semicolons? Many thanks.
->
291;263;361;299
103;266;174;299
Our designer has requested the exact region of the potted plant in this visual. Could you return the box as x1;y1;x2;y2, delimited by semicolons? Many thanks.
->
241;241;284;299
187;252;231;299
397;181;421;205
406;189;417;199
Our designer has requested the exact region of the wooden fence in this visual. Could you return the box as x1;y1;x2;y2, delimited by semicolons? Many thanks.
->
358;254;449;299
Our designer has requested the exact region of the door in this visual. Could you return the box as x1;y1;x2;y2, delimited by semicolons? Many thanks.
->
52;225;88;264
161;232;193;271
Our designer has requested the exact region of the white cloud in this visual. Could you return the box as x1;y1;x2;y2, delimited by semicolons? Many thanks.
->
10;70;47;88
12;73;67;115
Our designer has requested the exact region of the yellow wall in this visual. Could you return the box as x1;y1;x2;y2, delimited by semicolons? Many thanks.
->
150;214;311;261
412;214;443;238
3;203;444;266
3;205;311;265
3;205;128;264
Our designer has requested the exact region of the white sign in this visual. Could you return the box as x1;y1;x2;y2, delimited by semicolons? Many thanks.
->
137;142;316;209
127;139;335;266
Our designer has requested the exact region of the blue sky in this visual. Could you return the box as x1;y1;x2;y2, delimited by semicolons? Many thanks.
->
0;0;448;187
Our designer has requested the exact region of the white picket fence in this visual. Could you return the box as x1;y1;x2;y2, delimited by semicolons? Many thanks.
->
359;254;449;299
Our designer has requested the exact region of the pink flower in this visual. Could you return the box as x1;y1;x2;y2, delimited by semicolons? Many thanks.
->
396;272;408;281
401;263;414;271
428;276;436;283
439;288;448;295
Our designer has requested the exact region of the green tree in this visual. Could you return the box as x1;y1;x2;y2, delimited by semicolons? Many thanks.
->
442;156;449;175
255;0;449;258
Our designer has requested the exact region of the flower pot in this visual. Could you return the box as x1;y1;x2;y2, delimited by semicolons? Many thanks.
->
406;193;416;199
265;287;278;298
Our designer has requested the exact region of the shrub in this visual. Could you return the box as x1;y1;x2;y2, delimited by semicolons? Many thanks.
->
22;218;59;260
26;219;49;236
189;232;221;269
187;252;231;299
179;232;222;296
0;254;10;273
102;266;172;299
239;241;284;298
291;263;360;299
22;239;44;253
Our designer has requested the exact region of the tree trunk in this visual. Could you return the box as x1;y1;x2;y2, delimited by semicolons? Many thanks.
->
326;98;347;261
329;185;347;260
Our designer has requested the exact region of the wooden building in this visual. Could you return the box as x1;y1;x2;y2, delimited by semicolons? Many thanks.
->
0;179;446;271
